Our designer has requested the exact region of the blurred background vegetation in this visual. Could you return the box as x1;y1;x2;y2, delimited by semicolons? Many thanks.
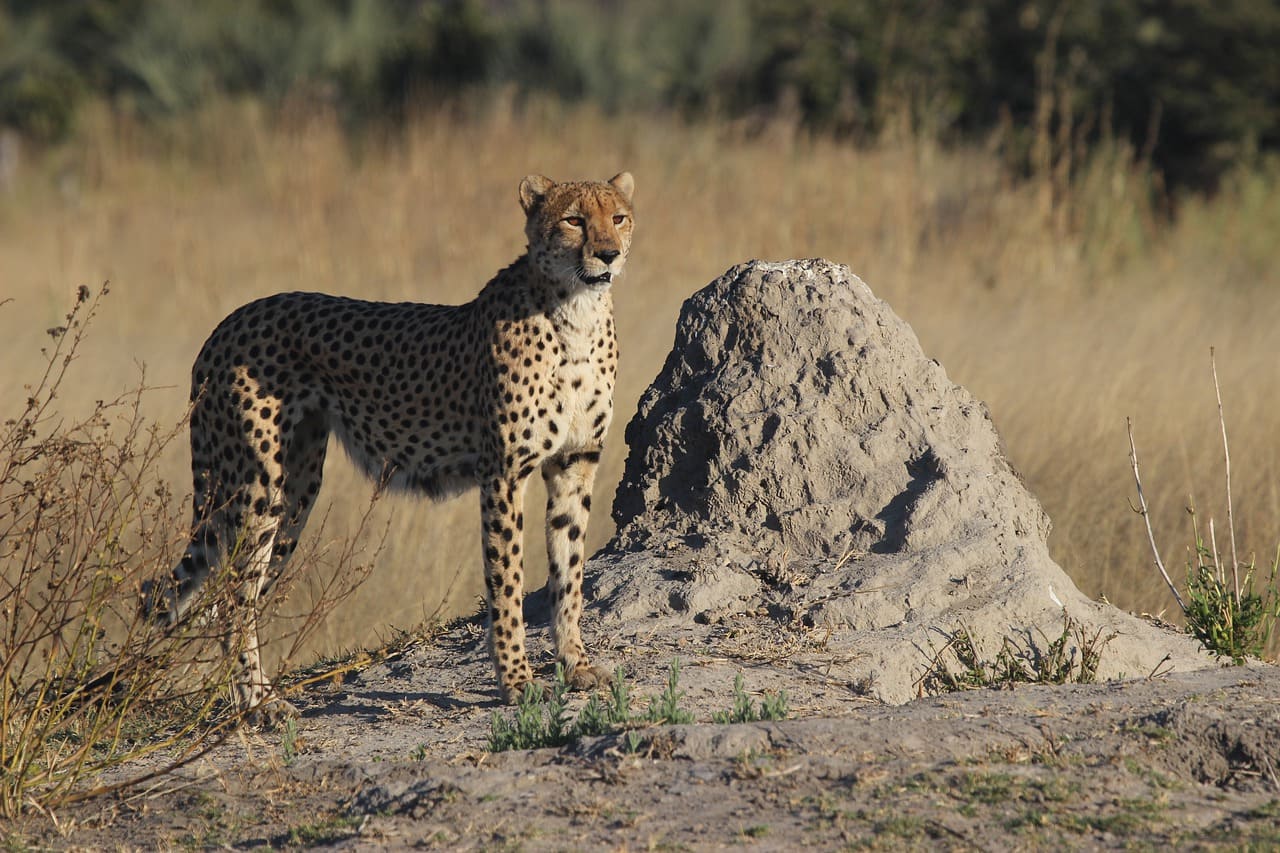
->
3;0;1278;190
3;1;1279;659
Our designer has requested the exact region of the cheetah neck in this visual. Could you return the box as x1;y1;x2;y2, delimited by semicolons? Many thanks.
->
485;255;613;363
552;289;611;368
512;255;613;350
548;285;609;332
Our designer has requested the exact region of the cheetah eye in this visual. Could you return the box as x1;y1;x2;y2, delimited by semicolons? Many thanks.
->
563;216;585;228
612;214;626;225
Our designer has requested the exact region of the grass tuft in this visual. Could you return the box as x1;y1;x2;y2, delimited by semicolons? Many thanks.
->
711;673;788;724
489;660;791;752
489;659;716;752
918;612;1114;695
643;659;694;726
487;663;635;752
1181;506;1280;664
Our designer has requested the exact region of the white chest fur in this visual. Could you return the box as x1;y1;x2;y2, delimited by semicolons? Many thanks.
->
550;289;608;361
549;289;614;448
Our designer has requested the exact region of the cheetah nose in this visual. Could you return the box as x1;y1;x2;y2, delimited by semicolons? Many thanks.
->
595;249;621;263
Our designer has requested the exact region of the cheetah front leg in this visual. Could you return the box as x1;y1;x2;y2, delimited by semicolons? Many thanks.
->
481;473;537;702
542;450;611;691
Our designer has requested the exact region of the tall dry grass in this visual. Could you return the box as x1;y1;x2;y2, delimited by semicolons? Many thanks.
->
0;288;391;814
3;97;1278;664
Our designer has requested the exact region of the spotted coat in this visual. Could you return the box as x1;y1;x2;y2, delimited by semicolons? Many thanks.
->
148;173;635;721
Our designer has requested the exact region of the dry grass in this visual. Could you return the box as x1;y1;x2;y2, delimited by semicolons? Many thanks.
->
0;281;390;814
3;96;1278;663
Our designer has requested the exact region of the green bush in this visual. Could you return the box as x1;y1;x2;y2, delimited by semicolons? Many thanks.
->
488;663;636;752
1183;510;1280;665
488;660;699;752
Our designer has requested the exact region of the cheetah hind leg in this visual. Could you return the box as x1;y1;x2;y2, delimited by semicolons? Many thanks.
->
230;411;327;727
221;529;300;728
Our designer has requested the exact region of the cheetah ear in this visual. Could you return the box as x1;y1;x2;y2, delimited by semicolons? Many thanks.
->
519;175;555;214
609;171;635;202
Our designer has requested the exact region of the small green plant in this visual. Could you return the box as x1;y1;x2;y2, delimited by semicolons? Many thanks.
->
1128;350;1280;663
280;717;300;765
489;660;701;752
918;612;1113;695
711;674;789;723
490;659;787;752
545;667;573;744
488;663;641;751
923;629;990;691
573;666;636;737
284;813;363;847
644;659;694;725
606;665;636;722
488;678;568;752
573;692;613;738
623;730;644;754
760;690;789;721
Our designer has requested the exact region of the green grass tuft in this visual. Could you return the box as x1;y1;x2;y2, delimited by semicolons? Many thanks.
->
490;659;786;752
711;673;788;724
919;612;1114;695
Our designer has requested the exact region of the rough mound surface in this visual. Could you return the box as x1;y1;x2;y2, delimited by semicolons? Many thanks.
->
592;258;1212;702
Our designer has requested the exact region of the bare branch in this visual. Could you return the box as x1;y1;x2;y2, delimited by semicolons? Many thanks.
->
1127;418;1186;612
1209;347;1241;605
1209;518;1223;587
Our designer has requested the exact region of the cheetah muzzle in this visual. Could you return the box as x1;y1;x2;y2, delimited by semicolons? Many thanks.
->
149;172;636;722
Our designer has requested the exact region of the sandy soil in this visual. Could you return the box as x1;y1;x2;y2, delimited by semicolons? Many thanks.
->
19;606;1280;851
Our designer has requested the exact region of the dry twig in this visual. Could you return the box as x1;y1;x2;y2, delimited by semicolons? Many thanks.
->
1126;418;1186;611
1210;348;1242;604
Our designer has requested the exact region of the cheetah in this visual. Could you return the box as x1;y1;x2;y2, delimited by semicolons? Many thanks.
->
147;172;634;722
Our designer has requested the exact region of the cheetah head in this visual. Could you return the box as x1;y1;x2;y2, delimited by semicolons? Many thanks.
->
519;172;635;292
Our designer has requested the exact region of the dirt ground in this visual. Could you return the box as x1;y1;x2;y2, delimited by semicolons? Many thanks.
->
17;603;1280;852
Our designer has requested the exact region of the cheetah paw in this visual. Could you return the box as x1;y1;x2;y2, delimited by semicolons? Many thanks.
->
501;679;548;705
243;696;300;730
566;663;613;692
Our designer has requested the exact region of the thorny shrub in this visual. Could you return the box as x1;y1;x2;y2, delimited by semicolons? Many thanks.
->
1;284;383;818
